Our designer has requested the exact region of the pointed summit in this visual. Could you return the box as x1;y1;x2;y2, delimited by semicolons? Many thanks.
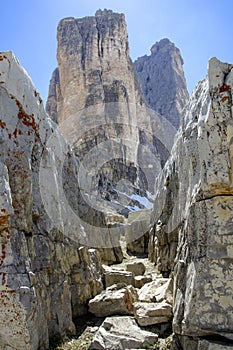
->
134;38;189;129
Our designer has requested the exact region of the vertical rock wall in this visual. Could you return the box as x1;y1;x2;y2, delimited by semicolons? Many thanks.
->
0;52;104;350
149;57;233;348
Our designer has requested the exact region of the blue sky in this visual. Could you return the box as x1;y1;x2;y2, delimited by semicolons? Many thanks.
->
1;0;233;103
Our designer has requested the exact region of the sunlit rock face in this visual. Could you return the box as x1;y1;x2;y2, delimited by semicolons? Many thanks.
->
134;38;189;129
0;51;107;350
149;57;233;349
46;10;180;220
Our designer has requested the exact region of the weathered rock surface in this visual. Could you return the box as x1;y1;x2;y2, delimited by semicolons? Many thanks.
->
88;283;138;317
171;336;233;350
198;339;233;350
0;51;111;350
125;209;151;255
133;300;173;326
134;38;189;129
90;316;158;349
150;57;233;348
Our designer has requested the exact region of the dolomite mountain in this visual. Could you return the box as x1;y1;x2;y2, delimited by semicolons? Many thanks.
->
134;38;189;129
0;8;232;350
46;10;187;219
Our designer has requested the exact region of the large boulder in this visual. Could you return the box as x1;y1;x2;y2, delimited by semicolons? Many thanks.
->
90;316;158;349
138;278;169;302
104;269;134;288
88;284;138;317
153;277;173;304
198;339;233;350
133;300;173;326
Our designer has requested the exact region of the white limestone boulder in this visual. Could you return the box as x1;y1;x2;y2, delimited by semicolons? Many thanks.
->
90;316;158;349
133;300;173;326
88;284;138;317
138;278;169;302
104;269;134;288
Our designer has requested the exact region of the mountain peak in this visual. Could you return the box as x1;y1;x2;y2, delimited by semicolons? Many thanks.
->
150;38;174;54
134;38;188;129
95;9;115;16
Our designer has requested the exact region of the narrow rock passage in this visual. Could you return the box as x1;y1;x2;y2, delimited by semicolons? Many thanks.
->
50;251;173;350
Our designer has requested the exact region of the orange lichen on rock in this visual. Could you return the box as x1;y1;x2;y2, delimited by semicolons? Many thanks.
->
219;84;230;93
15;98;39;135
0;120;6;129
0;215;10;230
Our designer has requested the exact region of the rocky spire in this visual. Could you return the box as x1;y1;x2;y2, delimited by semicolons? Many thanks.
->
45;67;59;123
46;10;178;212
134;38;189;129
48;9;132;124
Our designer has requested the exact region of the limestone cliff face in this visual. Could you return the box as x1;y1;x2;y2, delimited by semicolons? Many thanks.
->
46;10;177;216
0;52;108;350
149;57;233;348
56;9;135;123
134;38;189;129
